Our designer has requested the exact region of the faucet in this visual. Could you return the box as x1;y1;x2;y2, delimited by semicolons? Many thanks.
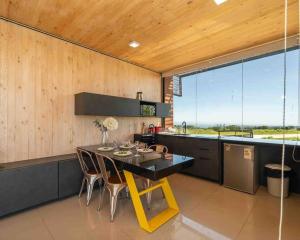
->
182;121;187;134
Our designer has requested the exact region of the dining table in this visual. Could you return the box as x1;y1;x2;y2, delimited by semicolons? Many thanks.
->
79;144;194;233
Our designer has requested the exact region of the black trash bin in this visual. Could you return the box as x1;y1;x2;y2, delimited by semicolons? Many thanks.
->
265;164;291;198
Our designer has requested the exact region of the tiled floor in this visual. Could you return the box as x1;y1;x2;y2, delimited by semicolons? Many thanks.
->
1;174;300;240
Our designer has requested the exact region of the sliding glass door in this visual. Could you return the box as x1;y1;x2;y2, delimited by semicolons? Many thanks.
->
173;48;299;140
173;74;197;129
196;63;243;128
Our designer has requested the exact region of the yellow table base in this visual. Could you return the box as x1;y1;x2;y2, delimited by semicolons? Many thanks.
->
124;170;179;232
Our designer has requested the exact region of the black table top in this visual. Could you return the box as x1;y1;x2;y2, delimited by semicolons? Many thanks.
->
80;145;194;181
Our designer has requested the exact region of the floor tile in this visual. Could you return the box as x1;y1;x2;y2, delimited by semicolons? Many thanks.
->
0;209;53;240
1;174;300;240
181;187;256;239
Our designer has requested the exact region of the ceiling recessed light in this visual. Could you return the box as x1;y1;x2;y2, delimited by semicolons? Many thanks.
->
214;0;227;5
129;41;140;48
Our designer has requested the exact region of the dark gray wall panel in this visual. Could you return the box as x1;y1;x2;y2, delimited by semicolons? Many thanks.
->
256;145;300;193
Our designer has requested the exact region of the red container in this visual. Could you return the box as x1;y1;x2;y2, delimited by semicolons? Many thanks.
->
155;126;161;133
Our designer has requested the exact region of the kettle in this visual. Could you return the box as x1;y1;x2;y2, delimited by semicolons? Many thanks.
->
148;124;155;133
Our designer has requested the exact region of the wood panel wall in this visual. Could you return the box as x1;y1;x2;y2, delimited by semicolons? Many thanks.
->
0;20;161;163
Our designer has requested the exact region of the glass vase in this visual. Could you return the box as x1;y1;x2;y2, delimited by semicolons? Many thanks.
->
101;130;109;146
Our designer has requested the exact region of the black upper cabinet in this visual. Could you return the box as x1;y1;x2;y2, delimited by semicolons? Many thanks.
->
75;92;140;116
75;92;171;117
156;103;171;117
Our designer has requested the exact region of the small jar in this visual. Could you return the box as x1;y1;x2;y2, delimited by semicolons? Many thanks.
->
136;92;143;100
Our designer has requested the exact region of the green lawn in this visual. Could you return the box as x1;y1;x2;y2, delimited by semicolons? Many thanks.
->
175;127;250;136
253;129;299;135
173;126;300;140
263;136;300;141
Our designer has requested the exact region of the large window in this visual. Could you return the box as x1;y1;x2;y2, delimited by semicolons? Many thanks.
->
173;48;300;140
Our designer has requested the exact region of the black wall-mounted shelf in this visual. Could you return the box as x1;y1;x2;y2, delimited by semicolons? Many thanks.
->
75;92;171;117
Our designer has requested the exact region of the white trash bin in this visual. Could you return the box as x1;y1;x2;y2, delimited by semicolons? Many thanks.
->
265;164;291;198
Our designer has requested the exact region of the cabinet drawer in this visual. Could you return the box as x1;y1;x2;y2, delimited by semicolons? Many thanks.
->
156;135;175;153
180;138;218;157
156;135;220;182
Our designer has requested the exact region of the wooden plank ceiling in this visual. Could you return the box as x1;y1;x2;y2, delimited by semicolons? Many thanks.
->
0;0;298;73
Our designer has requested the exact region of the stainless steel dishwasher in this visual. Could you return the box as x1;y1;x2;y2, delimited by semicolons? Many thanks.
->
223;143;258;194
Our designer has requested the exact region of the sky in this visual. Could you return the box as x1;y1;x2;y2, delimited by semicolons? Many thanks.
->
174;49;300;127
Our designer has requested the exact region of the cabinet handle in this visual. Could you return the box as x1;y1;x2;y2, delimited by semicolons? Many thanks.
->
199;148;209;151
198;157;210;161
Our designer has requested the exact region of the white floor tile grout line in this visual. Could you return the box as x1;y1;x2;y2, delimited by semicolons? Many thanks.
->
37;210;56;240
233;194;259;240
177;185;259;240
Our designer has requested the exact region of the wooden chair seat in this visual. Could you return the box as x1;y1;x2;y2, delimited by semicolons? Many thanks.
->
108;173;126;184
87;169;99;175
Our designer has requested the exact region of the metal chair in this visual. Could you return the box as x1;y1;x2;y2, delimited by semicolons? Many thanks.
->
143;144;169;208
149;144;168;154
76;147;103;206
95;153;127;222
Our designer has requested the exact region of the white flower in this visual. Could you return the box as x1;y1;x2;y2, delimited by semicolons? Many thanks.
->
103;117;118;131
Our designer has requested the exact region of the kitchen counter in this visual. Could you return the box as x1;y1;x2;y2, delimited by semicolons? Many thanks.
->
153;133;300;193
155;134;221;182
157;133;300;147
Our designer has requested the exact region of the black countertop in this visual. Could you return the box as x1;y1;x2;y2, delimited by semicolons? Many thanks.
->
0;154;77;171
157;133;300;147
